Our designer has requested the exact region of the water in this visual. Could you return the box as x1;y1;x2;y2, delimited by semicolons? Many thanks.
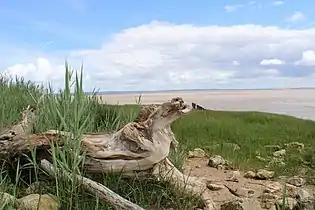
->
98;88;315;121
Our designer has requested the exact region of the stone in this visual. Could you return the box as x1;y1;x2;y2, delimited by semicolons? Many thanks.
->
17;194;60;210
263;182;282;194
231;170;241;178
221;198;262;210
255;156;267;162
255;169;274;179
276;197;297;210
217;165;226;170
287;176;306;187
244;171;256;179
258;192;279;209
191;102;206;110
235;187;255;198
226;170;241;182
206;183;225;191
188;148;205;158
208;155;226;168
297;188;313;201
284;183;299;197
267;157;286;167
273;149;286;157
284;142;304;151
296;188;315;209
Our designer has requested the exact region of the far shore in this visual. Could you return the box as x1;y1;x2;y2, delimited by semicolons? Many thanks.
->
95;88;315;121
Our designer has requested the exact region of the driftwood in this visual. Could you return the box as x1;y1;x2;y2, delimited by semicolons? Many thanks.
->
192;102;206;110
40;159;144;210
0;97;215;210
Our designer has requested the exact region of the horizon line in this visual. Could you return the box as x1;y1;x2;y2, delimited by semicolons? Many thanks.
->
86;86;315;95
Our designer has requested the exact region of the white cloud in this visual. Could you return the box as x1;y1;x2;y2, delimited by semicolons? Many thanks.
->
224;4;244;12
233;61;240;66
286;11;306;22
260;59;285;65
2;21;315;91
3;57;67;89
272;1;284;6
295;50;315;66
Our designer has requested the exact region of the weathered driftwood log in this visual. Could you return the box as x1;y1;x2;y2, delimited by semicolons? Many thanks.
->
0;97;215;210
192;102;206;110
40;159;144;210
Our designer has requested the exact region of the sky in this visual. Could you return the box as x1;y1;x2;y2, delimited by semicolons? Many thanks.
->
1;0;315;92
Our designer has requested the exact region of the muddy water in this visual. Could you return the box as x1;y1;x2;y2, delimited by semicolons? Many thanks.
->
100;89;315;121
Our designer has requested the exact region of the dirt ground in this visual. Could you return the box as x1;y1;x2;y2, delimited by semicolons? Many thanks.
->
183;157;315;209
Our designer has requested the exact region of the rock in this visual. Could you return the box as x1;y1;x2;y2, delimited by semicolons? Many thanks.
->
244;171;256;179
296;188;314;209
283;183;300;198
287;176;306;187
235;187;255;198
226;171;241;182
273;149;286;157
255;169;274;180
297;188;313;201
17;194;60;210
221;198;262;210
263;182;282;194
258;192;279;209
233;170;241;176
217;165;226;170
276;197;297;210
208;155;226;168
188;148;205;158
284;142;304;151
195;164;201;168
256;156;267;162
267;157;286;167
0;192;16;205
206;182;225;191
191;102;206;110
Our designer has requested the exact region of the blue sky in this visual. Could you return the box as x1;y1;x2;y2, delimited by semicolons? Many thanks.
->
1;0;314;49
1;0;315;91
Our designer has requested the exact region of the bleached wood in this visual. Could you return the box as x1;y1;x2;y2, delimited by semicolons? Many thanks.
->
40;159;144;210
0;97;216;210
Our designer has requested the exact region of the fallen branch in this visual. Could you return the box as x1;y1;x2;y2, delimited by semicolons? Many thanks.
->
40;159;144;210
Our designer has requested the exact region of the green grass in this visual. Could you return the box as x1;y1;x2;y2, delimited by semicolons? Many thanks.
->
172;108;315;179
0;63;315;209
